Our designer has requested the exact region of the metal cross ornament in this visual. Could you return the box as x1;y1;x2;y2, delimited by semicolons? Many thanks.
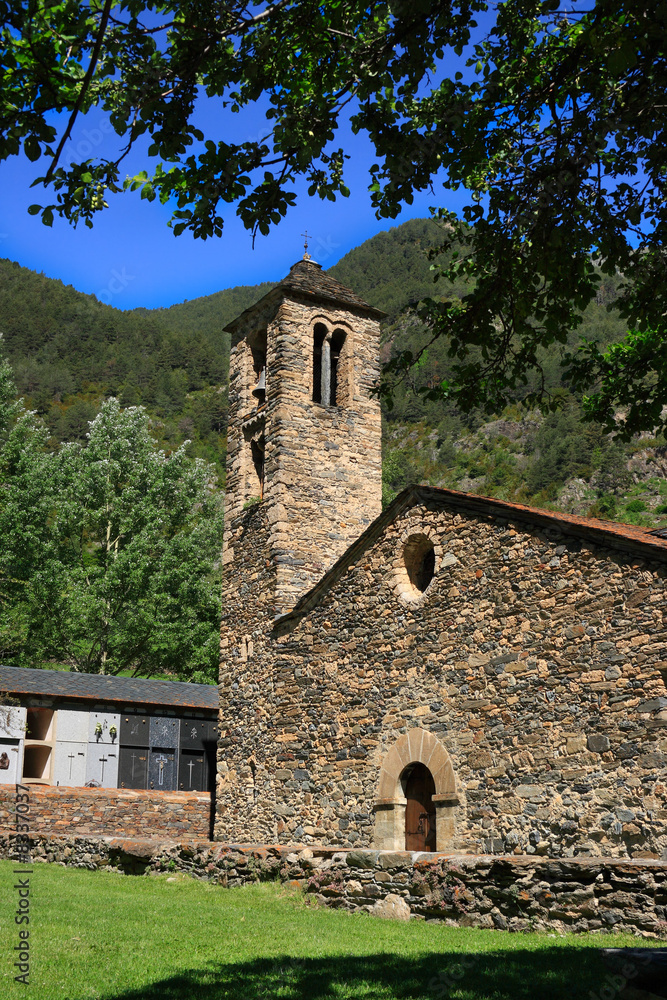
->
301;230;311;260
155;753;168;786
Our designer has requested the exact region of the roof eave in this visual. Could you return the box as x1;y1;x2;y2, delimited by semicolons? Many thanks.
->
223;279;386;339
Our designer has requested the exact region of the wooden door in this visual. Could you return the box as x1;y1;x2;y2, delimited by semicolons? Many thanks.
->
404;763;436;851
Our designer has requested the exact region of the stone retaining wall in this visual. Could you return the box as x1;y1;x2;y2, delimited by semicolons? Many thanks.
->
3;834;665;939
0;786;212;840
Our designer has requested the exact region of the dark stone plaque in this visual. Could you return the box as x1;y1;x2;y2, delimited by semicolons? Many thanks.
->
201;721;218;792
149;716;179;749
120;714;150;747
179;718;207;751
203;749;216;792
148;748;176;790
118;747;149;789
178;750;205;791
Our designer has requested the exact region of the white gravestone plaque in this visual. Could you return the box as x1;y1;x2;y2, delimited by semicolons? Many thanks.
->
53;741;88;787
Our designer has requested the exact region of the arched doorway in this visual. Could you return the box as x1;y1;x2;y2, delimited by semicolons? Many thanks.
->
403;762;436;851
374;728;459;852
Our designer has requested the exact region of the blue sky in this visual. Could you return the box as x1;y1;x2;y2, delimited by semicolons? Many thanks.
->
0;0;502;315
0;94;469;311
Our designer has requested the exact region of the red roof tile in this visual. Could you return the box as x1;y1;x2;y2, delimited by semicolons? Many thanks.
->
417;485;667;555
275;484;667;631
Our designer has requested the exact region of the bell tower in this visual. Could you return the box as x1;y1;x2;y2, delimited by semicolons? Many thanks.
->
215;256;384;842
221;255;384;615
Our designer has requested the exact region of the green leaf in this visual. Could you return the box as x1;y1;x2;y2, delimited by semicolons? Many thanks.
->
24;136;40;162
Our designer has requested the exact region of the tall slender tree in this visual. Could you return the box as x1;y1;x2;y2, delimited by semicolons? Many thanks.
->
0;375;223;679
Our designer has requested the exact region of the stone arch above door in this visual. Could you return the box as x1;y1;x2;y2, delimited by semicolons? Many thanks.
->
374;728;459;852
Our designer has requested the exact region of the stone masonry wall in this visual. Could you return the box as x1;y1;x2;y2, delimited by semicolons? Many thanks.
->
223;293;278;525
0;786;211;840
265;297;382;611
2;834;665;938
216;492;667;857
216;501;280;843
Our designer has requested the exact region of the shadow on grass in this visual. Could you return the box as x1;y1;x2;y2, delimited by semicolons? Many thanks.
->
104;947;612;1000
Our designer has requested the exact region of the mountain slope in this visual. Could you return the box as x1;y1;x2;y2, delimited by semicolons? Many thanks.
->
2;219;666;534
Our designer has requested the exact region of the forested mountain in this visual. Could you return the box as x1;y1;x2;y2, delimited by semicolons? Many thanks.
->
0;261;269;472
1;218;666;532
329;217;448;318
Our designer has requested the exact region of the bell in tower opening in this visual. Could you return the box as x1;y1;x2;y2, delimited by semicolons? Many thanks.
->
252;367;266;404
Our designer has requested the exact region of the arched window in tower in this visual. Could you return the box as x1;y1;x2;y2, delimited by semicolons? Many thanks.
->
248;329;267;409
312;324;327;404
330;329;347;406
251;434;265;498
313;325;349;407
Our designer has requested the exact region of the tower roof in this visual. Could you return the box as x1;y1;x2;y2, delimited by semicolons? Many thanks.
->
224;258;386;335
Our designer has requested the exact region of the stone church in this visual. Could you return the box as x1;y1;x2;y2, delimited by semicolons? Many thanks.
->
215;255;667;861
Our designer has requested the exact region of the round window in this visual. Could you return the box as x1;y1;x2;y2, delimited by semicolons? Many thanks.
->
403;533;436;594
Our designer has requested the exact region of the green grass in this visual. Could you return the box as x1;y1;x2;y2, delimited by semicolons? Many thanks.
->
0;861;660;1000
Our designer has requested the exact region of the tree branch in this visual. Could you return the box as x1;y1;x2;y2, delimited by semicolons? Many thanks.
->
44;0;113;183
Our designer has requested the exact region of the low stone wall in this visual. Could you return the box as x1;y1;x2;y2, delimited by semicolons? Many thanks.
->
2;834;665;938
0;786;212;840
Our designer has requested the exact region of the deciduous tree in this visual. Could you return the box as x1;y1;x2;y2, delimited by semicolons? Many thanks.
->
0;378;223;680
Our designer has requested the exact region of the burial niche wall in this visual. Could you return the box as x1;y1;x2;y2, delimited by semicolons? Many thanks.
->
374;728;459;852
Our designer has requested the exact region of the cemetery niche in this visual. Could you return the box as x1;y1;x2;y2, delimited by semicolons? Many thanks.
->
86;711;120;788
0;707;26;785
0;666;218;794
120;713;150;746
118;746;149;789
148;747;177;791
178;719;218;792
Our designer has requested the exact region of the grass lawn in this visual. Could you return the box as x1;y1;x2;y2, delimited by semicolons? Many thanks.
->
0;860;659;1000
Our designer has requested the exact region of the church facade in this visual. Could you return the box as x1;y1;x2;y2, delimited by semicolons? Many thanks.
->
215;257;667;860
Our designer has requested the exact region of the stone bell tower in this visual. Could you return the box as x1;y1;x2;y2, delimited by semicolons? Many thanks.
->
221;254;385;615
214;256;384;842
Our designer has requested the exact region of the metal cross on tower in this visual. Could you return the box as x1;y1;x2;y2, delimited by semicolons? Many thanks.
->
301;230;311;260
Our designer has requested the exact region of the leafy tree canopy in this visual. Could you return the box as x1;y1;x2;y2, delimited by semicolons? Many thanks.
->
2;1;666;435
0;363;223;680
